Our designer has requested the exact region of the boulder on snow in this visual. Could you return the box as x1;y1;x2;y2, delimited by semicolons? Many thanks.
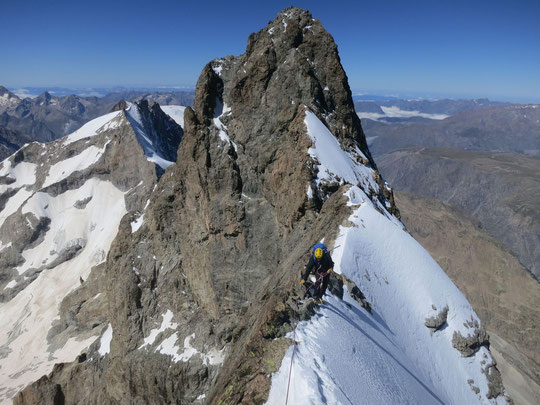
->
452;317;489;357
424;305;448;331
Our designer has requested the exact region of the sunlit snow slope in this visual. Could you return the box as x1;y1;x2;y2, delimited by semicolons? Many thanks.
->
266;110;507;405
0;104;182;403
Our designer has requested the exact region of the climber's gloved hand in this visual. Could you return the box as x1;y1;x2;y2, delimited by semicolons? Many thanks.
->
326;268;333;275
299;279;305;285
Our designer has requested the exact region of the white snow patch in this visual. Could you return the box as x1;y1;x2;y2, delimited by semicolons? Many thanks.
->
42;143;109;188
156;333;225;365
131;199;150;233
131;214;145;233
98;323;113;356
0;187;34;224
305;110;378;194
3;280;17;290
63;110;122;145
161;105;186;128
212;59;225;76
139;310;178;349
213;103;237;152
157;333;197;362
0;160;37;194
213;65;223;75
0;240;12;253
306;184;313;199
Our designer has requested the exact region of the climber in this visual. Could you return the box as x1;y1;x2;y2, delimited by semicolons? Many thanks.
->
300;243;334;302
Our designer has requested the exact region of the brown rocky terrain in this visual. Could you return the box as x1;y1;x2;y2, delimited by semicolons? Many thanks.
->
395;191;540;404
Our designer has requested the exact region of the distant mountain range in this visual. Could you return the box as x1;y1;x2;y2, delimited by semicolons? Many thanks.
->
364;104;540;156
7;86;195;99
0;86;194;160
355;98;510;123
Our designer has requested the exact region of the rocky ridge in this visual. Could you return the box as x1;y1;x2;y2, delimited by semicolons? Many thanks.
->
0;101;182;403
12;7;507;405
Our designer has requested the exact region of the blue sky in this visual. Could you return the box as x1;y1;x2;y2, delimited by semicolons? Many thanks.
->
1;0;539;102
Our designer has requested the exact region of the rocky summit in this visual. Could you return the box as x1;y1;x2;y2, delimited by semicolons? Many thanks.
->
8;7;509;405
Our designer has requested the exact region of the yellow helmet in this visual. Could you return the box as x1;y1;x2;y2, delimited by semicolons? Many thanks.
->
314;248;324;260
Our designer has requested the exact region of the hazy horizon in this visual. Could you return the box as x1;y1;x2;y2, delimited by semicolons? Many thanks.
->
5;84;539;105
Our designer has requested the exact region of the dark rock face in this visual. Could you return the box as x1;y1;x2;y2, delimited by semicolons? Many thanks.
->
130;100;183;176
110;99;128;112
12;375;64;405
12;7;395;404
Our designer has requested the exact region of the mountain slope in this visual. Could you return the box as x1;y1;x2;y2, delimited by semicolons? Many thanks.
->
0;102;182;403
376;147;540;279
364;104;540;156
13;7;508;405
394;191;540;403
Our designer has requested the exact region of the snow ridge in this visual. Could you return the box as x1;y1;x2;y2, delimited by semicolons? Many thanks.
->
266;110;507;404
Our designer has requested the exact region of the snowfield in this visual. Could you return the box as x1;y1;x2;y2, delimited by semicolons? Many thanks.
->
265;111;507;404
356;106;450;121
62;110;122;145
0;176;127;402
161;105;186;128
0;107;163;404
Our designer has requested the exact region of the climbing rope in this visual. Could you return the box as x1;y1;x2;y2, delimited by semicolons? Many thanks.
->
285;269;330;404
284;300;298;405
